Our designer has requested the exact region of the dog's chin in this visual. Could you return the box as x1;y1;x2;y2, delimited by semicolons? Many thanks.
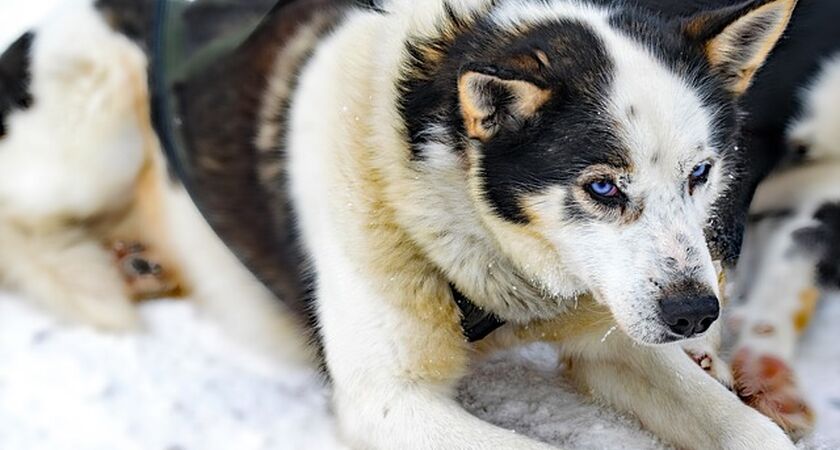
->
596;295;699;346
620;323;688;347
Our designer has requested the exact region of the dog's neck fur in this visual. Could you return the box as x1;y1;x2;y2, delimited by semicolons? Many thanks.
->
369;2;596;322
394;137;579;323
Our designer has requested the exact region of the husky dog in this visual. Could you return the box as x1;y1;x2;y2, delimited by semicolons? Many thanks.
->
0;0;805;448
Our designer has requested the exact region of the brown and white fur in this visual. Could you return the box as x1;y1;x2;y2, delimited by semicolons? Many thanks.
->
0;0;807;449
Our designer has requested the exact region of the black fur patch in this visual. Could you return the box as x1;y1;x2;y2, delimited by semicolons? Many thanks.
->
795;203;840;289
814;203;840;289
747;208;794;224
95;0;154;49
179;0;276;54
399;13;626;223
0;32;35;138
477;21;627;224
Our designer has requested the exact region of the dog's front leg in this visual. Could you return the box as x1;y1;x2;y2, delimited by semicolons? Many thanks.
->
564;333;795;450
315;255;556;449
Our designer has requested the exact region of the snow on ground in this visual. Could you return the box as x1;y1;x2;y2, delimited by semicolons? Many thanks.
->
0;0;63;50
1;291;838;450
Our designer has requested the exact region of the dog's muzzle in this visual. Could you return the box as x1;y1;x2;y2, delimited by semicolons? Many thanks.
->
658;290;720;339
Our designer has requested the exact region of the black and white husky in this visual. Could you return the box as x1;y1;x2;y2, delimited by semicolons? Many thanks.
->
1;0;827;448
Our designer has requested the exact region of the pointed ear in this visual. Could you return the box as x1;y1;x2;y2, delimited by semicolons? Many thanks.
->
683;0;797;95
458;65;551;142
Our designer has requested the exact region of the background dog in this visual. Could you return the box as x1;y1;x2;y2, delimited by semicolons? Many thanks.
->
0;0;314;364
728;26;840;439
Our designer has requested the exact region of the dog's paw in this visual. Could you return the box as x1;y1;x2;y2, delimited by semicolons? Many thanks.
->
111;241;181;300
721;411;797;450
732;348;815;440
686;349;734;390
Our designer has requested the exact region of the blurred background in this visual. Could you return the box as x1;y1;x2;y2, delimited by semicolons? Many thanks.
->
0;0;62;49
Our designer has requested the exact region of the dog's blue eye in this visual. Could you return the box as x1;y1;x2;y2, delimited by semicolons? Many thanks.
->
589;180;619;198
691;163;711;179
688;162;712;195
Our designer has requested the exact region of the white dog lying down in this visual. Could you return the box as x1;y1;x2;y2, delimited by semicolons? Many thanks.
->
3;0;836;449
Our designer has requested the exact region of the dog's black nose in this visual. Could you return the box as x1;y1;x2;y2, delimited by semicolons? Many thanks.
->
659;294;719;338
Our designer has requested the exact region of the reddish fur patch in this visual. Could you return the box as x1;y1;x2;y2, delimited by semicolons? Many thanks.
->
732;348;815;440
751;323;776;336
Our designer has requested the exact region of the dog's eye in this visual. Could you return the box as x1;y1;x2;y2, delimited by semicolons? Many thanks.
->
688;162;712;193
588;180;620;198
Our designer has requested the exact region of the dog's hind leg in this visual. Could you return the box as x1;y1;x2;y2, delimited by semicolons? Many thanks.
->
729;215;820;439
0;221;138;330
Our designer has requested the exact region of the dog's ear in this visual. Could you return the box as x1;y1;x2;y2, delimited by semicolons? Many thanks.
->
682;0;797;95
0;32;35;138
458;64;551;142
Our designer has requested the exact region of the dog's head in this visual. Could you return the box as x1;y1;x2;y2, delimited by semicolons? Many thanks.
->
452;0;796;344
0;6;151;223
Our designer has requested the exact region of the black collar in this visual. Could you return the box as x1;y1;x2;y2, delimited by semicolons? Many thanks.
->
450;284;506;342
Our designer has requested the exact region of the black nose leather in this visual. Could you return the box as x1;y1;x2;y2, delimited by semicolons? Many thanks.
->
659;295;720;338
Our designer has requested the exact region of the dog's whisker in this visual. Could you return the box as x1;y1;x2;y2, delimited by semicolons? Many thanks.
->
600;325;618;343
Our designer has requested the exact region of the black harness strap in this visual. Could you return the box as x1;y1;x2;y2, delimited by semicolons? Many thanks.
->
450;284;506;342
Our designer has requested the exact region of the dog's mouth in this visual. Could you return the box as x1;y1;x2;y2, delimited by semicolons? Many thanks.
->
623;320;715;346
589;292;665;346
622;325;695;346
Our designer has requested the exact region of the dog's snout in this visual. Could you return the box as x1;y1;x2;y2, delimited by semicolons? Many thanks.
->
659;294;719;338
